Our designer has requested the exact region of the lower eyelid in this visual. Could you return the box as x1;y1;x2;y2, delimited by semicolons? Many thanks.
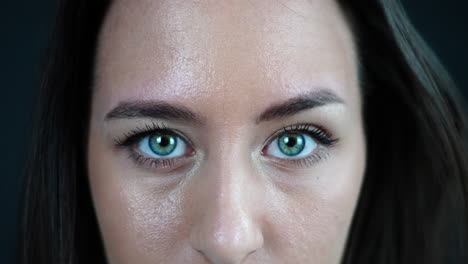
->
127;150;195;171
265;146;330;170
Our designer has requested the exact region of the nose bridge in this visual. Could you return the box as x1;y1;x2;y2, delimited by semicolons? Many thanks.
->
189;134;264;263
203;126;255;200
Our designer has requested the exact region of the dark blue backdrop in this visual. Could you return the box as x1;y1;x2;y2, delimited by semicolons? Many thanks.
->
1;1;467;263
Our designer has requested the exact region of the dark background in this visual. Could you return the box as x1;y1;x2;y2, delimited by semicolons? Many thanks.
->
1;1;467;263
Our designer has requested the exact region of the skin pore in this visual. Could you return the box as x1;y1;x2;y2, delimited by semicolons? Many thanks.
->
87;0;366;263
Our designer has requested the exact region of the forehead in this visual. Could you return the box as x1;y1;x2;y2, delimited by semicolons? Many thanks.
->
93;0;358;122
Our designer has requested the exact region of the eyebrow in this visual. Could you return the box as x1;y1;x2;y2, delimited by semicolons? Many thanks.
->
104;90;344;124
255;90;344;123
104;100;204;124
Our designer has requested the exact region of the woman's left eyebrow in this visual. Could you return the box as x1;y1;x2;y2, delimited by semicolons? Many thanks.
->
255;89;345;124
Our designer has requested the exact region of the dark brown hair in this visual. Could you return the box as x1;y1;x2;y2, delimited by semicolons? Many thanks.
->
340;1;468;263
19;0;468;263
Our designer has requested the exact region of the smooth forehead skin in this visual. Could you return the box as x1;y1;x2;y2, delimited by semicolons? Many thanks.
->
93;0;359;119
88;0;366;263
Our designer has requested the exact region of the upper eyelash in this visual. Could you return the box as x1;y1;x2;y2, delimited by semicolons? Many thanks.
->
114;121;172;147
275;122;339;146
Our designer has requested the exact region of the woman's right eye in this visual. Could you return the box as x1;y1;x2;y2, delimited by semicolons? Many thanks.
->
137;132;189;159
114;122;197;170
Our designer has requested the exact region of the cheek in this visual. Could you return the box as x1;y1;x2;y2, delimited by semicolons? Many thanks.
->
122;184;188;260
88;130;194;263
266;138;365;262
264;182;358;263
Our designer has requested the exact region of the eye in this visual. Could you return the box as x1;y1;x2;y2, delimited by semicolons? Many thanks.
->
261;123;338;168
114;122;196;170
138;132;188;158
266;132;318;159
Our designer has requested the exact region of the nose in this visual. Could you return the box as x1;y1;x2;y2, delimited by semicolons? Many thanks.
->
189;154;264;264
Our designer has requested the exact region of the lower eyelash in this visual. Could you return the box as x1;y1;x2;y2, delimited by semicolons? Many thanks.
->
286;147;330;168
128;151;179;169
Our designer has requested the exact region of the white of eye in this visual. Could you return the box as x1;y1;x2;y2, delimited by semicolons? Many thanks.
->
138;135;187;158
266;133;318;159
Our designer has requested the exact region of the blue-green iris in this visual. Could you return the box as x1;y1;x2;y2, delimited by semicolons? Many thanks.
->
148;133;177;156
278;133;305;156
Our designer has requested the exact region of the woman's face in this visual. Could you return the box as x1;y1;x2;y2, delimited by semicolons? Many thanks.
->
88;0;366;263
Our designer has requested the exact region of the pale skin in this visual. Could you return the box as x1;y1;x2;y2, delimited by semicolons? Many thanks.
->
87;0;366;263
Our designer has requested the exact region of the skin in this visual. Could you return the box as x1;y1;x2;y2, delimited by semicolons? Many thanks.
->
87;0;366;263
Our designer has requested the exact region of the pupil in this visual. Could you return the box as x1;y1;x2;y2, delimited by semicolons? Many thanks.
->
286;136;297;147
159;136;169;147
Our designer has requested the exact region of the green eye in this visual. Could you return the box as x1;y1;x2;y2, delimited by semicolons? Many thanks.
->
277;133;305;156
148;133;178;156
266;131;317;159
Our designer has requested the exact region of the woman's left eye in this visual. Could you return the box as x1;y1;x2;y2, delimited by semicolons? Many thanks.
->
138;132;188;158
265;132;318;159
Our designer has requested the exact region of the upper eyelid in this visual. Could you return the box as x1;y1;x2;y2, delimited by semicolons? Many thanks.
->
115;123;193;147
149;129;194;149
162;128;194;147
265;124;334;145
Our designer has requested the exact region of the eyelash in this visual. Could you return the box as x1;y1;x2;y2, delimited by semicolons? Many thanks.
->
114;121;339;170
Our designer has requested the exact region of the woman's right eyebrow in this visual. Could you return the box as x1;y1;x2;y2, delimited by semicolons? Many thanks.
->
104;100;205;124
104;89;344;124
